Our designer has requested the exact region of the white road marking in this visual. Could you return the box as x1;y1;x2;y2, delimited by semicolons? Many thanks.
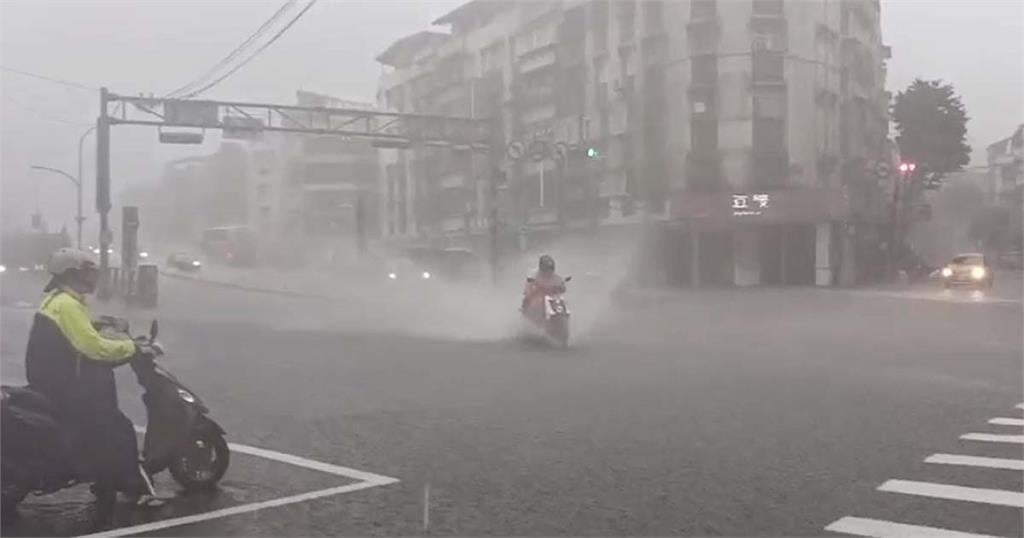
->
960;433;1024;444
79;481;389;538
227;442;397;484
988;417;1024;427
878;479;1024;508
825;516;1005;538
111;425;399;535
924;453;1024;471
133;425;397;484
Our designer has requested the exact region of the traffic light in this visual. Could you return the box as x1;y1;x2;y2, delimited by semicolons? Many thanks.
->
586;146;601;159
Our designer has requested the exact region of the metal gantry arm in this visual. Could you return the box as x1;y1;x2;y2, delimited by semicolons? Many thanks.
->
103;93;492;151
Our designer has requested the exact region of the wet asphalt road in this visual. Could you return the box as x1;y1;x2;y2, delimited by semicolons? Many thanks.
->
1;270;1021;537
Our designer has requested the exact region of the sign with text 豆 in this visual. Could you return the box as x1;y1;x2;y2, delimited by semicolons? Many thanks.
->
732;193;771;216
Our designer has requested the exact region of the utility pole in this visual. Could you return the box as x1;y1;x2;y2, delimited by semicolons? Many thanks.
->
76;125;97;248
887;161;916;279
96;87;112;273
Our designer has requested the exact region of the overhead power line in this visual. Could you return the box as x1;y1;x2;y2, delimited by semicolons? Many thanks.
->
0;66;97;91
164;0;299;99
180;0;319;99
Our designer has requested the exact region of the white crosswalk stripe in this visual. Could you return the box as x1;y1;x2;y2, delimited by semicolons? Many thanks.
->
826;516;1005;538
925;453;1024;471
960;433;1024;444
826;403;1024;537
878;479;1024;508
987;417;1024;426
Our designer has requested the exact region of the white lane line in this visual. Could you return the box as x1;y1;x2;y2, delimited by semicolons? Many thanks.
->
960;433;1024;444
988;417;1024;427
227;443;398;484
133;425;398;484
825;516;1006;538
79;481;388;538
878;479;1024;508
925;453;1024;471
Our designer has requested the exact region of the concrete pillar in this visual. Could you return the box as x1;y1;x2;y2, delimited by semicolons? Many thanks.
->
690;231;701;287
815;222;833;286
734;227;761;287
780;227;789;285
839;223;857;287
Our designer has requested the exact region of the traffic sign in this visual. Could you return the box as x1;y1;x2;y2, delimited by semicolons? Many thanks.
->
553;142;568;161
529;140;548;162
506;142;525;161
875;161;891;178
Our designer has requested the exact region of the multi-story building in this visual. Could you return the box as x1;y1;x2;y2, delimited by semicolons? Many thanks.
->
240;91;379;265
375;0;890;286
986;124;1023;203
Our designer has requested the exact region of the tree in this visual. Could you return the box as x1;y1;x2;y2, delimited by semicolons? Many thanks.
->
892;79;971;184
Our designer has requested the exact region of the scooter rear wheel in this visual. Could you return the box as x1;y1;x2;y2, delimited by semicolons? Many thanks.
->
168;420;229;491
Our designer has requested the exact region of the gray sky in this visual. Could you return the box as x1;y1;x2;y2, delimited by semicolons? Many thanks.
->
1;0;1021;235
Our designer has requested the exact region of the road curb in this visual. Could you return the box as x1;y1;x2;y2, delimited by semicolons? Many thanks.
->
159;270;343;302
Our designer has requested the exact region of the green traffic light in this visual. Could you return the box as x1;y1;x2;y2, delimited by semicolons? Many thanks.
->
586;147;600;158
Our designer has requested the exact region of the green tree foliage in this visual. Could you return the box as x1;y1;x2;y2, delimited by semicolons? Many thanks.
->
892;79;971;183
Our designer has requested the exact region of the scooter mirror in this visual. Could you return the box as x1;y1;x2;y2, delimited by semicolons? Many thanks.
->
150;320;159;341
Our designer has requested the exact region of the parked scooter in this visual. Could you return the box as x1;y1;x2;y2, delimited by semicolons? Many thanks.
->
1;320;229;515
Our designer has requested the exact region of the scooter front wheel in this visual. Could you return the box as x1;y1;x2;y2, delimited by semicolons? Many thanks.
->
168;419;229;491
1;482;27;517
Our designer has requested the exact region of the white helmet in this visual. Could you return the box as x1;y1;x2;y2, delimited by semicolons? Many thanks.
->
48;247;97;277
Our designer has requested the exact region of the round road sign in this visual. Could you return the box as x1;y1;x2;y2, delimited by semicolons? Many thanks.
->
506;142;525;161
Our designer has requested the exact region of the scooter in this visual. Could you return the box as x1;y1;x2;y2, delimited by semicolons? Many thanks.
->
1;320;229;515
522;276;572;348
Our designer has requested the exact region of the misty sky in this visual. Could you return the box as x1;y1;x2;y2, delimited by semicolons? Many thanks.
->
1;0;1021;236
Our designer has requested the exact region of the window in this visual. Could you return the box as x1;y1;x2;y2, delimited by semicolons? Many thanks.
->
752;52;784;82
692;55;717;87
753;118;785;153
692;0;716;18
691;120;718;154
753;90;786;119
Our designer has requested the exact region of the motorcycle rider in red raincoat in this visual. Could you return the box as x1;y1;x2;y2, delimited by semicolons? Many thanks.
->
521;255;566;321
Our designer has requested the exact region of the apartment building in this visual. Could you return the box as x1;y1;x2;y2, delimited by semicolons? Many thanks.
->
986;124;1023;202
375;0;890;286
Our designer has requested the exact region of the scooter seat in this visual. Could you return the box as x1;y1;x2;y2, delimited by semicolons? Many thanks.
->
1;386;57;417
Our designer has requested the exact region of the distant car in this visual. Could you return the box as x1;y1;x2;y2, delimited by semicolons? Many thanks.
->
166;252;202;272
383;258;434;283
940;253;993;289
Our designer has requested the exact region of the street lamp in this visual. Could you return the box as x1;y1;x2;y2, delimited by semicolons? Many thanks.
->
31;165;83;248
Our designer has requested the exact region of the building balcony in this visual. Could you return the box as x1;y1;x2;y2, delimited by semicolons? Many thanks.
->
517;48;559;75
751;0;785;19
438;171;468;190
